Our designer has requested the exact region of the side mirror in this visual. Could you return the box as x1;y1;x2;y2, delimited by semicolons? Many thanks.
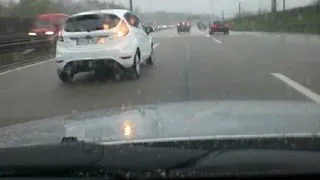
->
144;26;154;34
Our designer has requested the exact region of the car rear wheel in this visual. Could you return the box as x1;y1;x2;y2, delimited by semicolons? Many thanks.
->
58;67;74;83
127;51;140;80
224;31;229;35
146;45;155;66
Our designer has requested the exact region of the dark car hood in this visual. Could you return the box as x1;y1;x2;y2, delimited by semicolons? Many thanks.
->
1;101;320;147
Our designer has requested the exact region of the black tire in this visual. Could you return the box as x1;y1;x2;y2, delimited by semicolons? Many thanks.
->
146;45;155;66
58;71;73;83
224;31;229;35
58;63;75;83
127;51;141;80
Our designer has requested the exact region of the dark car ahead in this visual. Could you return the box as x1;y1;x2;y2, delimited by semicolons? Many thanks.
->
209;21;229;35
197;21;208;30
177;21;191;33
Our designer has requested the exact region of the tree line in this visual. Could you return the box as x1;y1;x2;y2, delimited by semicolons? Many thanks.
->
0;0;126;17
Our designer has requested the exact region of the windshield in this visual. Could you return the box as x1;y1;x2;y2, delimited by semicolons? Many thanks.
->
34;19;52;28
1;0;320;159
65;14;120;32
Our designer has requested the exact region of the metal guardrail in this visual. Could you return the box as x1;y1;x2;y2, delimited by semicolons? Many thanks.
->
0;39;53;54
0;39;55;69
232;24;320;35
0;34;30;45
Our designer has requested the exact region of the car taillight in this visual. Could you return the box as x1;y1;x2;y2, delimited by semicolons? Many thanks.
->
212;24;218;28
115;20;129;38
57;30;64;42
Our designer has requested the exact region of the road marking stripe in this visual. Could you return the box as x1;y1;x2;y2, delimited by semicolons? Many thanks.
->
271;73;320;103
212;37;222;44
153;43;160;49
205;34;211;37
0;58;55;76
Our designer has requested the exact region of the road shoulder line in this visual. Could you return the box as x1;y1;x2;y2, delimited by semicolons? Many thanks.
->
212;37;222;44
153;43;160;49
271;73;320;103
0;58;55;76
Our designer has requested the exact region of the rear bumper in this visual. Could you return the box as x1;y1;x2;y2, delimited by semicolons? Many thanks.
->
55;44;136;72
177;26;190;31
210;28;229;33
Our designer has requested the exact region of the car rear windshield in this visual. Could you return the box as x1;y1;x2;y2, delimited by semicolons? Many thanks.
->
213;21;224;25
64;14;120;32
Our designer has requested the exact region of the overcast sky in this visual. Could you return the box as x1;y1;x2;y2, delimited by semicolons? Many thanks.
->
115;0;315;17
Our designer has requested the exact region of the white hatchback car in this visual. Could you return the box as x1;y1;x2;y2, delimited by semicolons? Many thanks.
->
55;9;154;83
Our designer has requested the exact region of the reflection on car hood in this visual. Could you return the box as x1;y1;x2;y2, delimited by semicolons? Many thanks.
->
1;101;320;147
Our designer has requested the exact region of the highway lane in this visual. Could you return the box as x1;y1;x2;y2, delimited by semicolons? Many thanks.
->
0;27;320;127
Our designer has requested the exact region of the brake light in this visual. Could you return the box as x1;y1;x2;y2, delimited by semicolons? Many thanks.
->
57;30;64;42
212;24;218;28
116;20;129;38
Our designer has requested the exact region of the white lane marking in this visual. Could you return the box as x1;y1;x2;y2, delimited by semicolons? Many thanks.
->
212;37;222;44
205;34;211;37
0;58;55;76
271;73;320;103
153;43;160;49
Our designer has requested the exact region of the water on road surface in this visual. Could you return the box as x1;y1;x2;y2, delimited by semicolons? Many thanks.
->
1;27;320;127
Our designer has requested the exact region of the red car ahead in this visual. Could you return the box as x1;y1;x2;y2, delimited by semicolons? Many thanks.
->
28;13;69;41
209;21;229;35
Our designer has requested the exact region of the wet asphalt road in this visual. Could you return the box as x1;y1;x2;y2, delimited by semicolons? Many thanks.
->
1;27;320;127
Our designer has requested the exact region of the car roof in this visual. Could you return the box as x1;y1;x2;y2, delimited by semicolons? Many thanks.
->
37;13;69;19
70;9;130;18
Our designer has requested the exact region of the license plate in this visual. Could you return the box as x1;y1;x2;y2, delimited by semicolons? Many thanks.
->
77;38;96;45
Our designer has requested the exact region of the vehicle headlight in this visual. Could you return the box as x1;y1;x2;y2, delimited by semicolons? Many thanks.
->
28;32;37;36
45;31;54;35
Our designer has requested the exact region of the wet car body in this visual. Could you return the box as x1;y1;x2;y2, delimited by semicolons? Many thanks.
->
1;100;320;147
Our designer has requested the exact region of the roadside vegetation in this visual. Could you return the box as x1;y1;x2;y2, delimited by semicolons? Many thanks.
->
231;1;320;34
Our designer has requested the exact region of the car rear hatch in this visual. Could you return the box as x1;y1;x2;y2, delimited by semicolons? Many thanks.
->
59;13;123;49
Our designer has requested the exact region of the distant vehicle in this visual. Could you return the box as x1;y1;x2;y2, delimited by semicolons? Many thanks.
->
55;9;154;83
28;13;69;40
209;21;229;35
197;21;207;30
177;21;191;33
